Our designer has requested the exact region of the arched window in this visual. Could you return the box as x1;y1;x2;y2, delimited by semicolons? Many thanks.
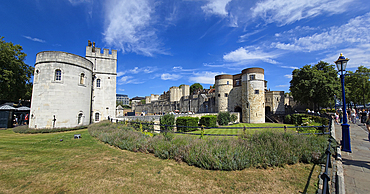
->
35;69;39;83
96;79;101;88
95;112;100;121
55;69;62;81
80;73;85;85
78;113;83;124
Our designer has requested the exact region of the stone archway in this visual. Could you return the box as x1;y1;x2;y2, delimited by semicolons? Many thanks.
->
234;106;242;122
265;106;271;114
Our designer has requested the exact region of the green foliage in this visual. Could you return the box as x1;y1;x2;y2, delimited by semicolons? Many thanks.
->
230;114;238;123
345;66;370;107
89;122;330;170
0;37;34;101
290;61;340;110
199;115;217;128
284;114;329;127
190;83;203;94
128;119;154;132
176;117;199;132
217;112;231;126
13;125;87;134
160;114;175;131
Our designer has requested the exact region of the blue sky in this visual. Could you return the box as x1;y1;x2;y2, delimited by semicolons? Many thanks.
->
2;0;370;98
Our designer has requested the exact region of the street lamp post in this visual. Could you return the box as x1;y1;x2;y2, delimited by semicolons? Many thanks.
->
335;53;351;152
334;94;337;111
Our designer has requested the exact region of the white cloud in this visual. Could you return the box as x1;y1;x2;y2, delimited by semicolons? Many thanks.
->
68;0;91;5
201;0;232;16
223;46;280;64
118;88;125;92
23;36;45;43
281;66;298;69
323;44;370;68
251;0;354;26
118;66;158;76
117;72;125;77
161;73;182;80
272;12;370;52
103;0;168;57
276;85;288;88
119;76;133;83
284;74;292;79
172;66;197;72
189;71;223;84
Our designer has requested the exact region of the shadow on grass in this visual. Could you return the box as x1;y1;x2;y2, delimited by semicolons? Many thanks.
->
302;163;316;194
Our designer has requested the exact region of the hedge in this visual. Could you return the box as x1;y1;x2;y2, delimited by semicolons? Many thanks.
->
176;117;199;132
160;114;175;131
199;115;217;128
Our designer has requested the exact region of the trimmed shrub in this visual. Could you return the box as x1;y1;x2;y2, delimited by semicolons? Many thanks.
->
199;115;217;128
284;114;291;124
217;111;231;126
230;114;238;123
176;117;199;132
160;114;175;131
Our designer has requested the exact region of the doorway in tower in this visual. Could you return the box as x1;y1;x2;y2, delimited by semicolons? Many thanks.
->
234;106;242;122
265;106;271;114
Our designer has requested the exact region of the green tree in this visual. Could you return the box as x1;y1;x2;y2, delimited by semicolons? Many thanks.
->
344;66;370;107
190;83;203;94
0;37;34;101
290;61;340;111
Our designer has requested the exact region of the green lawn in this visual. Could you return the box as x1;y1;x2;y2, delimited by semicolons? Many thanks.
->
0;128;320;193
188;123;297;135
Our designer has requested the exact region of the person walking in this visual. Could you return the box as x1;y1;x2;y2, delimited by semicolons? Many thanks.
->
366;116;370;141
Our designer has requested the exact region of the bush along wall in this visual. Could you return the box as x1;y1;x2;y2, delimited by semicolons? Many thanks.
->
284;114;329;126
217;111;231;126
88;121;331;171
160;114;175;131
128;119;154;132
176;117;199;132
199;115;217;128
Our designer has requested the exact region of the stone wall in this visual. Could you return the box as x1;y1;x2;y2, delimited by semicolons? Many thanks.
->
30;51;93;128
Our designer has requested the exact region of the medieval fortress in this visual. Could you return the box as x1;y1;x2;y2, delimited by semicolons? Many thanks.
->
29;42;291;128
133;68;290;123
29;41;117;129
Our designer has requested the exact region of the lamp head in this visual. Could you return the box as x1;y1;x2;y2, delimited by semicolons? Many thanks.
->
335;53;349;71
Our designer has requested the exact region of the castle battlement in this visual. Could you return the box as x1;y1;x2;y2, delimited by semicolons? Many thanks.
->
85;40;117;60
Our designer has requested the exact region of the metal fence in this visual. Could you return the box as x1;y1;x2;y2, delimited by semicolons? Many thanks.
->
124;120;330;136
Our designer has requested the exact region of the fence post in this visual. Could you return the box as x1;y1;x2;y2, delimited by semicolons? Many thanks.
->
321;137;332;194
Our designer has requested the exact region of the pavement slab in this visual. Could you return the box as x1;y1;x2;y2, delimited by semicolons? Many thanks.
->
335;122;370;193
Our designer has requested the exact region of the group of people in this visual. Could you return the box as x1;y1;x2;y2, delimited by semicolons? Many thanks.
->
13;113;29;126
334;108;370;141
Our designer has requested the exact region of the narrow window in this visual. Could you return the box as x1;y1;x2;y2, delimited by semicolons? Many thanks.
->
249;75;255;80
218;94;221;97
227;81;229;85
96;79;101;88
55;69;61;81
35;69;39;82
80;73;85;85
95;113;100;121
78;113;83;124
255;90;259;94
225;93;228;97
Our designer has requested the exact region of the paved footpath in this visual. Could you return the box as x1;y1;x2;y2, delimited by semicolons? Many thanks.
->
335;122;370;194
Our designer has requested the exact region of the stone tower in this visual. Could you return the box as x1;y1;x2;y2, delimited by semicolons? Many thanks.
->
29;41;117;129
242;68;265;123
215;74;233;112
85;41;117;122
29;51;94;128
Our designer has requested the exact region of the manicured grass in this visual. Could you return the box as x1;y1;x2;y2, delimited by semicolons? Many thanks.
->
188;123;296;135
0;129;320;193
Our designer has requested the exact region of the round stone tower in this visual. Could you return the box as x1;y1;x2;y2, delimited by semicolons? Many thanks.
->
241;68;265;123
215;74;233;112
29;51;93;129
